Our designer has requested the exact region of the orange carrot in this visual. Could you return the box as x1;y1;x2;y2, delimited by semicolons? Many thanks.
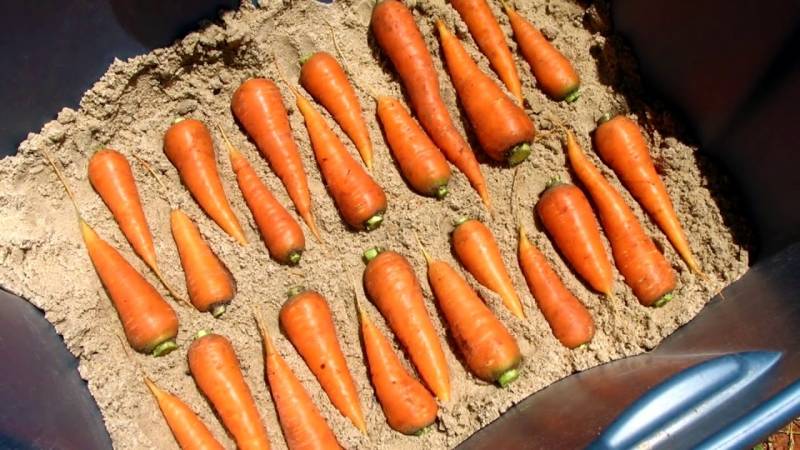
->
375;95;451;199
594;115;701;274
371;0;491;208
354;290;438;435
535;181;614;296
231;78;321;242
279;288;366;434
451;218;525;319
450;0;523;104
501;0;580;102
163;119;247;245
218;126;305;265
282;79;387;231
42;151;178;356
517;224;595;348
188;331;272;450
566;129;677;306
419;240;521;386
436;20;535;165
254;312;342;450
362;248;451;401
300;51;373;169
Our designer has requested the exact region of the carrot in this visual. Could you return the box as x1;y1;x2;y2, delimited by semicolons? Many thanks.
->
418;239;521;386
254;312;342;450
353;288;438;435
279;287;366;434
217;126;305;265
517;224;595;349
375;95;451;199
451;218;525;319
188;331;272;450
362;248;450;401
163;118;247;245
594;115;701;274
450;0;523;104
371;0;491;208
299;51;373;170
281;77;387;231
566;129;677;306
436;20;535;166
41;151;178;356
535;180;614;296
501;0;580;102
231;78;321;242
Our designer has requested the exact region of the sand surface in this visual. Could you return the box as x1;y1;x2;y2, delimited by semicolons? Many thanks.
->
0;1;750;449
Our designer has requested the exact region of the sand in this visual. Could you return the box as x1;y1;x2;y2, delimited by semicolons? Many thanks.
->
0;1;750;449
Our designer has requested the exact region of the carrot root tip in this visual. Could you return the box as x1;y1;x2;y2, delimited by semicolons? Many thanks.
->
497;368;520;388
507;142;532;167
287;251;302;266
286;285;305;298
151;340;177;357
362;246;384;263
564;89;581;103
597;113;614;125
210;303;227;318
364;214;384;231
653;292;674;308
195;329;211;339
434;184;449;200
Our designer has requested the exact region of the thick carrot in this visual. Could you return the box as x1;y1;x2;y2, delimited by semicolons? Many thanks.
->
362;248;451;401
254;313;342;450
535;181;614;296
218;126;305;265
371;0;491;208
355;294;438;435
300;51;373;170
283;80;387;231
376;95;451;199
594;115;701;274
517;225;595;349
231;78;321;242
163;119;247;245
42;151;178;356
566;129;677;306
144;377;225;450
419;242;521;386
450;0;523;104
188;331;272;450
501;0;580;102
436;20;535;165
279;288;366;434
451;218;525;319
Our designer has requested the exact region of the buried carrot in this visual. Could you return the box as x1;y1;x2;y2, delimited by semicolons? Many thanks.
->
217;125;305;265
163;118;247;245
254;311;342;450
42;151;178;356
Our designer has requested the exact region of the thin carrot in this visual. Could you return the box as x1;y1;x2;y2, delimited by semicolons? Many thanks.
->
218;125;305;265
436;20;535;165
501;0;581;102
371;0;491;208
300;51;373;170
594;115;701;274
535;180;614;296
517;224;595;349
375;95;451;199
231;78;322;242
418;238;521;386
450;0;523;104
254;312;342;450
135;156;236;317
280;73;387;231
279;287;366;434
362;248;450;401
451;218;525;319
188;331;272;450
566;129;677;306
163;118;247;245
41;150;178;356
353;285;438;435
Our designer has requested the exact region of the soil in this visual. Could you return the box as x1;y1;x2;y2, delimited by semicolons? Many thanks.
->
0;0;750;449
